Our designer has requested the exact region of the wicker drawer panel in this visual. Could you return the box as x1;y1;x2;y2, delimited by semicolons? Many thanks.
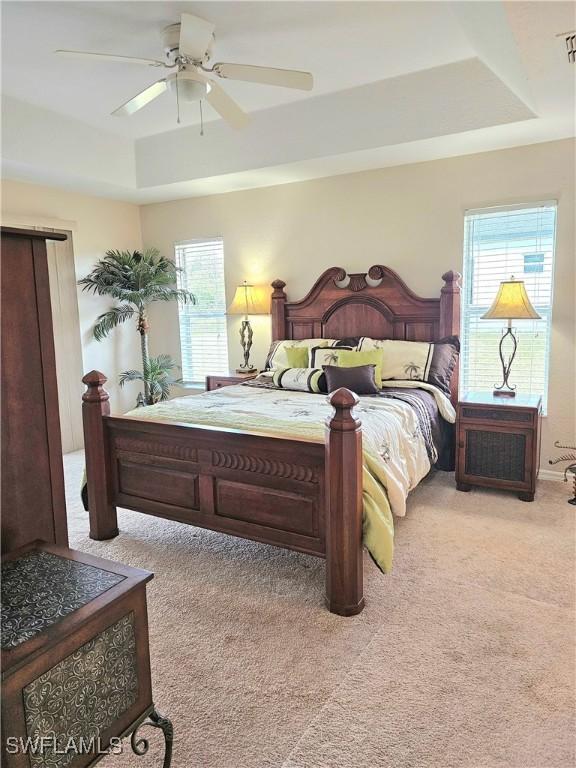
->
464;429;527;482
460;406;533;424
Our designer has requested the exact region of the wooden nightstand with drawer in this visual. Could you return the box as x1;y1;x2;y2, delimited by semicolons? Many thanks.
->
206;371;258;391
456;392;542;502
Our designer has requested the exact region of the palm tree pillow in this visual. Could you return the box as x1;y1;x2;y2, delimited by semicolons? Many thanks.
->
357;337;460;396
264;339;338;371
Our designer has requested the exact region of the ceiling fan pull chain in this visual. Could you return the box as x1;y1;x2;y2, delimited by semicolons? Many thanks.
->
176;72;181;124
199;100;204;136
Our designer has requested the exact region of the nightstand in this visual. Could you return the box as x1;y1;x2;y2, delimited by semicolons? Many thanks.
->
456;392;542;502
206;371;258;391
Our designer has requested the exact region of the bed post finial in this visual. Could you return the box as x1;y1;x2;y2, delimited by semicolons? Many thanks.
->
325;388;365;616
82;370;118;540
82;370;110;402
271;279;287;342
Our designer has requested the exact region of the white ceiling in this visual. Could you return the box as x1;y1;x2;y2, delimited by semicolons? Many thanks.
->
1;1;574;203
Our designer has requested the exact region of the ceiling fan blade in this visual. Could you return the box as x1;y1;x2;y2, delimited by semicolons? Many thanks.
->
112;79;167;116
212;63;313;91
205;80;249;129
55;50;167;67
179;13;215;60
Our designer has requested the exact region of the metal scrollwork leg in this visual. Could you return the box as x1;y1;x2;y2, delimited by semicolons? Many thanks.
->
130;706;173;768
238;318;255;371
493;324;518;396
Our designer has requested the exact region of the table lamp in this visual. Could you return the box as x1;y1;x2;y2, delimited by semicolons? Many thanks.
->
481;276;541;397
228;281;270;373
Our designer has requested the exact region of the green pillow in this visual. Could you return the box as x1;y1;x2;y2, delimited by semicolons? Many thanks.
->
330;349;383;387
284;346;310;368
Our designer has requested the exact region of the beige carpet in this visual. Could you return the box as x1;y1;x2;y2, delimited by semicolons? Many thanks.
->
64;451;575;768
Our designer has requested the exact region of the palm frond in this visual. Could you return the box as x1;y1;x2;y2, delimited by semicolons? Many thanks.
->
148;378;170;403
144;286;195;304
80;248;191;308
119;370;144;387
120;354;181;403
148;353;172;369
93;305;135;341
101;288;147;308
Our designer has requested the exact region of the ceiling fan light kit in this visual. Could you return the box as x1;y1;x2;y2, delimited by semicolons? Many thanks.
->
55;12;313;132
167;72;211;103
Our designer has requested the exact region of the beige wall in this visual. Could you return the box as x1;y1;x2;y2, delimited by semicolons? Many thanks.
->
1;179;143;414
140;139;575;468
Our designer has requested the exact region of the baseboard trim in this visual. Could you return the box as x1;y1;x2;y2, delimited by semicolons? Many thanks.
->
538;469;565;481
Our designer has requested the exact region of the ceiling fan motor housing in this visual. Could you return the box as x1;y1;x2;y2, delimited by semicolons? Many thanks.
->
162;23;213;64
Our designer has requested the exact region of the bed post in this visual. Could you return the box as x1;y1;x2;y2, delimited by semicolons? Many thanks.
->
439;270;461;337
271;279;287;341
440;270;462;405
325;388;364;616
82;370;118;540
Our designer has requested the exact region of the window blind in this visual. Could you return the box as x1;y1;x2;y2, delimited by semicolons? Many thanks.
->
175;238;229;384
461;203;556;411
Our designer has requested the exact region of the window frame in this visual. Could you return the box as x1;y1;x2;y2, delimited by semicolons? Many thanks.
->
174;236;229;386
460;201;557;412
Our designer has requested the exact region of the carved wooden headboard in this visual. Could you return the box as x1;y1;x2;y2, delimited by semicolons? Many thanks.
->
270;265;462;401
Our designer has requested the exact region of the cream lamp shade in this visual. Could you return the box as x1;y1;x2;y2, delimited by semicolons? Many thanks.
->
481;277;541;321
228;282;270;316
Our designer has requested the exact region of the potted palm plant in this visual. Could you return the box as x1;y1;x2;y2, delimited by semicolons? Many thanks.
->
79;248;195;405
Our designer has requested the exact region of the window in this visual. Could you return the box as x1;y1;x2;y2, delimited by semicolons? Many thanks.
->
175;238;229;384
461;203;556;411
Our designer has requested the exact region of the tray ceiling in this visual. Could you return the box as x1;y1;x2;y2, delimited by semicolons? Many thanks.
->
1;1;574;202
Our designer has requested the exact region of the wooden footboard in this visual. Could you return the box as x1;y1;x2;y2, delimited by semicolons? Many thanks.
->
82;372;364;616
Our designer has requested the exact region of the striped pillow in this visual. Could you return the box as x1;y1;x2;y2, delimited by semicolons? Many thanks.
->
272;368;327;393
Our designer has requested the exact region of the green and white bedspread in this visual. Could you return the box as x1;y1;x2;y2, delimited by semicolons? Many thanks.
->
125;384;447;573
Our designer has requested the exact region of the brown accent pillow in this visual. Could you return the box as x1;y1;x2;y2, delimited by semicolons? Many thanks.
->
428;336;460;396
323;364;379;395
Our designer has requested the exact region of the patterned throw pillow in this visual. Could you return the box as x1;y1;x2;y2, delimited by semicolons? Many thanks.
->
357;336;460;395
272;368;327;393
311;347;383;387
264;339;337;370
309;346;354;368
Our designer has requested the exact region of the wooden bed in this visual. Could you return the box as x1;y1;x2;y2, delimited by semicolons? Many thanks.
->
82;265;461;616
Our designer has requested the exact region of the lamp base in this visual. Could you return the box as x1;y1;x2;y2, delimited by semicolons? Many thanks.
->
493;325;518;398
238;318;255;374
492;388;516;398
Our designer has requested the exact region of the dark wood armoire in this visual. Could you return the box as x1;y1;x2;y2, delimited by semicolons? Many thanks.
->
1;226;69;553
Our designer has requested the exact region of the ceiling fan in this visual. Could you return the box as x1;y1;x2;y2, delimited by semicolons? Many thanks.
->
55;12;313;131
